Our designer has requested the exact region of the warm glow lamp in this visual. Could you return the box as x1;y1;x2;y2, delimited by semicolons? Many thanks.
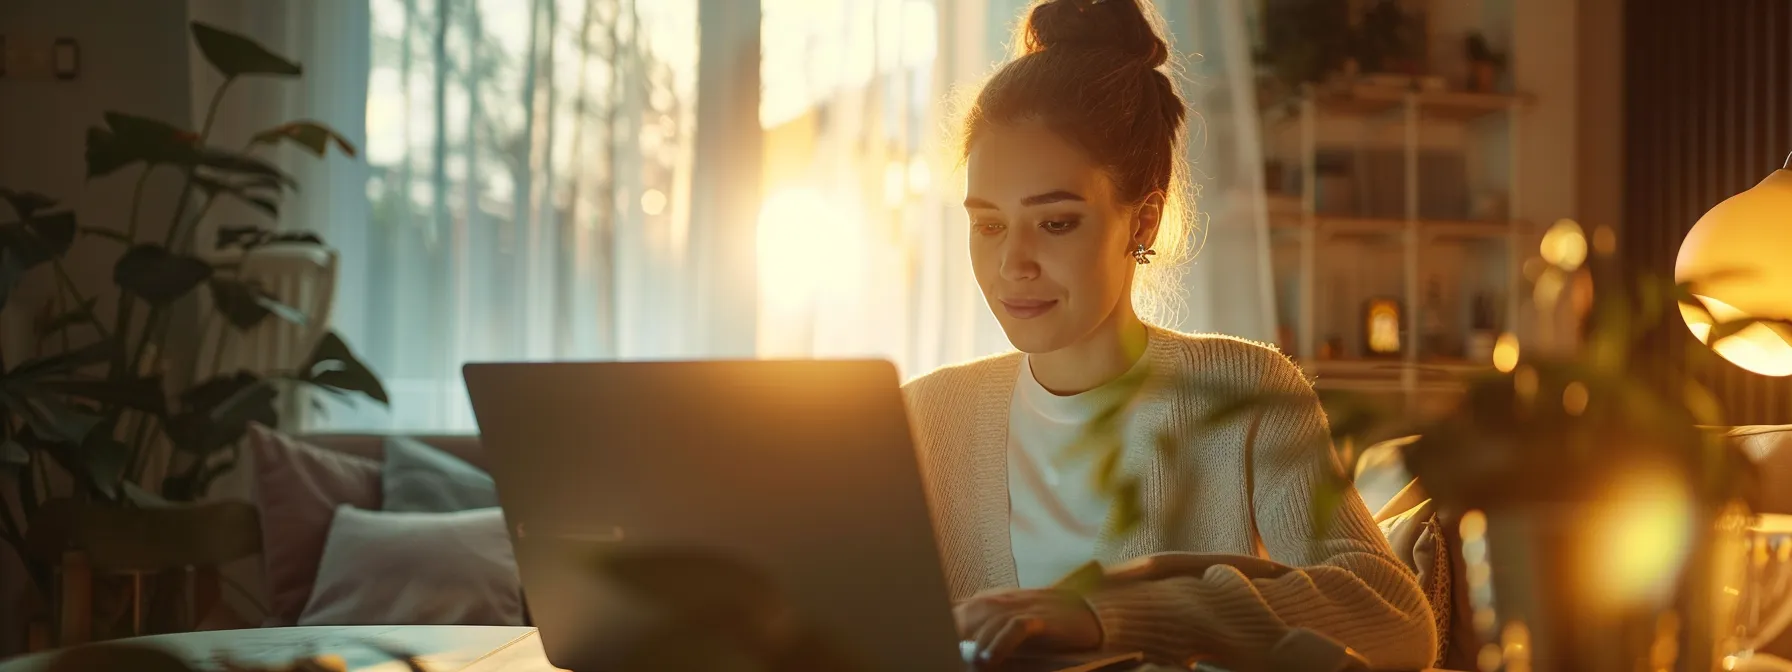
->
1675;157;1792;377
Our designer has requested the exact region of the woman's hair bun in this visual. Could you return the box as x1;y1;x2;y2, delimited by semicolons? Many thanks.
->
1019;0;1170;69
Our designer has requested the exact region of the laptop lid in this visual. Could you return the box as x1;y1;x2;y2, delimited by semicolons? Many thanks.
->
463;360;964;672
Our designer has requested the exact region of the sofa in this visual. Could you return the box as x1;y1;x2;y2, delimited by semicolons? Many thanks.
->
206;431;503;632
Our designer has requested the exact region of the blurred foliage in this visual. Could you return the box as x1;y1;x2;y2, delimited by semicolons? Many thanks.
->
1075;219;1774;541
0;20;386;641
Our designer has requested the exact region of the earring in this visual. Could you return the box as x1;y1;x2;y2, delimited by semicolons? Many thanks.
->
1132;243;1156;265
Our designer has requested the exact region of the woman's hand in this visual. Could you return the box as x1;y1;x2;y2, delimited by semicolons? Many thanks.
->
953;588;1103;666
1103;552;1292;583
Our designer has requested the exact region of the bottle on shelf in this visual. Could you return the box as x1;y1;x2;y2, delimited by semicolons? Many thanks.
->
1466;293;1500;363
1419;277;1448;359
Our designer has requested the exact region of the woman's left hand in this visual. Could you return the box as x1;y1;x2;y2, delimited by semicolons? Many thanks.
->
953;588;1103;666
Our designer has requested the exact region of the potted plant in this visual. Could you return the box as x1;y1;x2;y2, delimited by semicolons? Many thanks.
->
1074;219;1775;670
0;22;386;645
1351;0;1426;79
1252;0;1355;98
1465;32;1508;93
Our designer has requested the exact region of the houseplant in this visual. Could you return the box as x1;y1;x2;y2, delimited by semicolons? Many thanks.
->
1068;219;1775;670
0;21;386;644
1465;32;1507;93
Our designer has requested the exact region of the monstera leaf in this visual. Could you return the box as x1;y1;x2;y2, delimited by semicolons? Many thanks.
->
191;22;302;78
84;113;198;177
167;373;278;457
301;332;389;405
209;278;305;330
113;245;214;305
251;120;357;158
0;188;56;219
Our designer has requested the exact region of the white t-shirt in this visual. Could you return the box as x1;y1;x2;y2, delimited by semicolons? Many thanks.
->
1007;353;1146;588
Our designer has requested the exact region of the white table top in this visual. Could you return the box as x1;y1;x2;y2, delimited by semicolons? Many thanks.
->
0;626;543;672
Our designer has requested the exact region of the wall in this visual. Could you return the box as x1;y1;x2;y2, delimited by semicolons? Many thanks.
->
1623;0;1792;425
1507;0;1580;353
0;0;192;655
1577;0;1623;234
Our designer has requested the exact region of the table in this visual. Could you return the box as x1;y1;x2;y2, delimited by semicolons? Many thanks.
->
0;626;1479;672
0;626;541;672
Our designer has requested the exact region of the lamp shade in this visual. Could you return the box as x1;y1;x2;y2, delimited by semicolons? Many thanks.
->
1675;168;1792;377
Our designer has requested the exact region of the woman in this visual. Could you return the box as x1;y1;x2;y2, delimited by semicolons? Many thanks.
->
901;0;1436;669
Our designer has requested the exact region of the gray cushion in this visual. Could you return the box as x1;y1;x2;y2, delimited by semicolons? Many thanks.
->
298;506;522;626
382;436;499;513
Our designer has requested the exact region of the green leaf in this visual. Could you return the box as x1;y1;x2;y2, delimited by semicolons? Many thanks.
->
120;482;168;507
37;297;100;339
216;225;268;249
168;373;277;455
0;210;78;269
113;244;214;305
192;175;279;218
215;225;323;251
34;377;167;415
250;120;358;158
79;432;131;499
6;339;117;380
0;439;25;467
19;398;104;448
0;188;56;219
191;21;303;78
209;278;306;330
80;227;133;245
0;249;22;314
303;332;389;404
197;151;296;189
1310;481;1345;537
26;211;77;255
10;416;109;492
85;113;198;177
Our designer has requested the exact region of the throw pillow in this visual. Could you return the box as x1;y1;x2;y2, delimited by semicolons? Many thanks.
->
382;436;500;513
247;424;382;626
1377;498;1452;665
298;506;523;626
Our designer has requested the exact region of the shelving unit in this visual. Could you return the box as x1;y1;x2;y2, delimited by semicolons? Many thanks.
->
1264;84;1530;413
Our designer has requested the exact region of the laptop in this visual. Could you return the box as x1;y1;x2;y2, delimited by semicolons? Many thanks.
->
463;360;1145;672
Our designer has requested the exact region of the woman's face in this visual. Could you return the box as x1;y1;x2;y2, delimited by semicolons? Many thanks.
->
964;119;1149;354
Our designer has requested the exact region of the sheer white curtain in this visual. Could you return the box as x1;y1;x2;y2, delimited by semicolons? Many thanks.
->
199;0;1270;432
198;0;713;432
1163;0;1279;341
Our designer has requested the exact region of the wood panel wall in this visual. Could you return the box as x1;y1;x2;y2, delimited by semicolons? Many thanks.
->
1624;0;1792;425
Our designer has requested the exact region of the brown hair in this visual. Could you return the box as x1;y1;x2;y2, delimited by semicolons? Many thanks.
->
960;0;1196;321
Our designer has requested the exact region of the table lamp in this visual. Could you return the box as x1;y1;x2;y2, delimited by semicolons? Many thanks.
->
1675;156;1792;377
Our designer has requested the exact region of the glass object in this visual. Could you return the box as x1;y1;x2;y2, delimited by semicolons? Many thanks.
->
1728;514;1792;668
1365;298;1402;356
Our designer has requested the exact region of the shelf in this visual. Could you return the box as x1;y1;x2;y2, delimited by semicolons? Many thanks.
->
1312;377;1467;394
1268;213;1525;241
1301;358;1490;394
1305;358;1492;379
1264;84;1531;125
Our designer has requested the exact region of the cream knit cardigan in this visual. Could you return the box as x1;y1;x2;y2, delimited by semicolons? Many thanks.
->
901;326;1436;669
